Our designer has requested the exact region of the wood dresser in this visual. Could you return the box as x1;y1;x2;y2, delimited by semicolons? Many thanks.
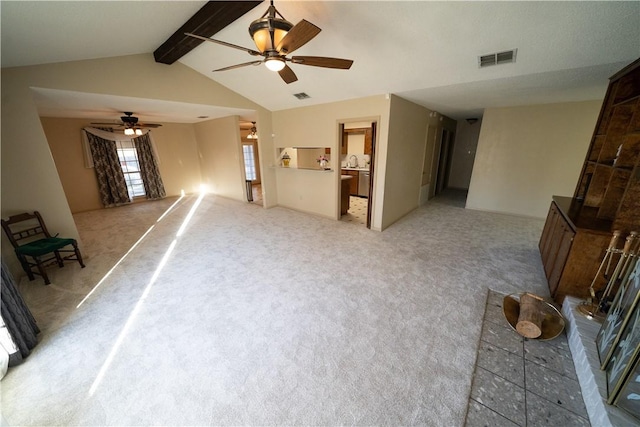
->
540;58;640;303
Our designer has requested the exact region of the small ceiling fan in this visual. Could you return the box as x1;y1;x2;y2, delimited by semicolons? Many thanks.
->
91;112;162;135
185;0;353;84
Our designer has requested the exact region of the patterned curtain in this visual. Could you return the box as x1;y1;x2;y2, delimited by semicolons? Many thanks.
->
85;131;131;207
1;259;39;366
134;133;166;200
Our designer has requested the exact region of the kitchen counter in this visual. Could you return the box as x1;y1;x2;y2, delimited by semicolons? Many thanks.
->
341;167;369;171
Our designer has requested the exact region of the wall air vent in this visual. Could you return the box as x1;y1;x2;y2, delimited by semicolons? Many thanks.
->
293;92;310;100
478;49;517;68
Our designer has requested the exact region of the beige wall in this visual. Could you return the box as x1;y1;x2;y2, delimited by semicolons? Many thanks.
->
449;118;482;190
1;54;271;279
466;100;601;218
150;123;202;197
195;116;246;202
40;117;103;212
383;95;431;229
271;93;458;229
40;118;203;213
272;95;390;228
1;97;74;277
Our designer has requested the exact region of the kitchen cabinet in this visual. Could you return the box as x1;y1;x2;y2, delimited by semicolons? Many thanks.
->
539;58;640;303
341;169;359;195
342;127;372;155
341;131;348;155
341;176;352;215
364;128;373;155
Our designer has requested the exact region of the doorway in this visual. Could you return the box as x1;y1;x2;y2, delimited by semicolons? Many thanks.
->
242;140;262;205
338;120;377;228
434;128;454;196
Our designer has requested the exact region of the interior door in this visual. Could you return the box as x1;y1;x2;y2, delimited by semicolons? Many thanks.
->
435;128;454;195
366;121;377;229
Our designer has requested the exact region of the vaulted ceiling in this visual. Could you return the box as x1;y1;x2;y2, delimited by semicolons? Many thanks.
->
2;1;639;123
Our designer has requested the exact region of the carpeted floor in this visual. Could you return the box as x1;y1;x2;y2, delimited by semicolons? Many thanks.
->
1;189;550;425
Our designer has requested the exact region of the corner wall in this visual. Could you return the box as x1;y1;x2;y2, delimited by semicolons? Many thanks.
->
466;100;601;218
1;54;271;279
272;95;390;229
449;118;482;190
382;95;431;229
194;116;246;202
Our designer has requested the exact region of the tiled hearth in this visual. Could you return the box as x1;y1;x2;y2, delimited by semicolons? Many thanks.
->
467;290;639;427
465;290;590;426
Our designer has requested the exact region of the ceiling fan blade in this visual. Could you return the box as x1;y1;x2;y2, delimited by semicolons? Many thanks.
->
138;123;163;128
278;64;298;84
291;56;353;69
185;32;262;56
276;20;321;54
214;60;263;72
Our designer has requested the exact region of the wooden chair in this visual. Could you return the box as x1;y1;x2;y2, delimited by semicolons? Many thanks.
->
1;211;85;285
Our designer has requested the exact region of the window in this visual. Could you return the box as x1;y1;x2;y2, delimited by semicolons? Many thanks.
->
116;140;145;198
243;144;257;181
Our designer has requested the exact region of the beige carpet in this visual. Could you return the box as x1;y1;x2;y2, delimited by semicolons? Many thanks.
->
1;190;549;425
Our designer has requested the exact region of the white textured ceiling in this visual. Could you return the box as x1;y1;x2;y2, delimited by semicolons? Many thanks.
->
2;1;640;122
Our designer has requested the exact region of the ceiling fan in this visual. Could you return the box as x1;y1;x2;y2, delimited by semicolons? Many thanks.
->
185;0;353;84
91;112;162;135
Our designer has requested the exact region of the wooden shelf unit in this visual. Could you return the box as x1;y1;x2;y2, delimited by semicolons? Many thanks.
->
574;58;640;231
540;58;640;303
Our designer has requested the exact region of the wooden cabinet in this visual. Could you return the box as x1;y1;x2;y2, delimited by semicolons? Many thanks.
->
540;198;614;302
342;127;372;155
540;58;640;303
341;130;348;155
539;201;575;296
341;169;359;195
340;177;351;215
364;128;372;155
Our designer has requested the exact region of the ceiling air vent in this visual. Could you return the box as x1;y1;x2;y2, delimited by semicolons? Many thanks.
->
478;49;517;68
293;92;310;100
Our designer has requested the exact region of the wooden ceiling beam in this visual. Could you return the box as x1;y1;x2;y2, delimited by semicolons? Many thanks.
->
154;1;262;65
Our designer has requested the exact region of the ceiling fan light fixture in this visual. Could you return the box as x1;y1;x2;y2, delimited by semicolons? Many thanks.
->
249;19;292;53
265;57;285;72
247;122;258;139
249;1;292;53
124;128;135;136
135;128;143;136
184;0;353;84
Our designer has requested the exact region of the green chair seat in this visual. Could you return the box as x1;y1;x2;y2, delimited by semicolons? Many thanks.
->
2;211;85;285
16;237;77;257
